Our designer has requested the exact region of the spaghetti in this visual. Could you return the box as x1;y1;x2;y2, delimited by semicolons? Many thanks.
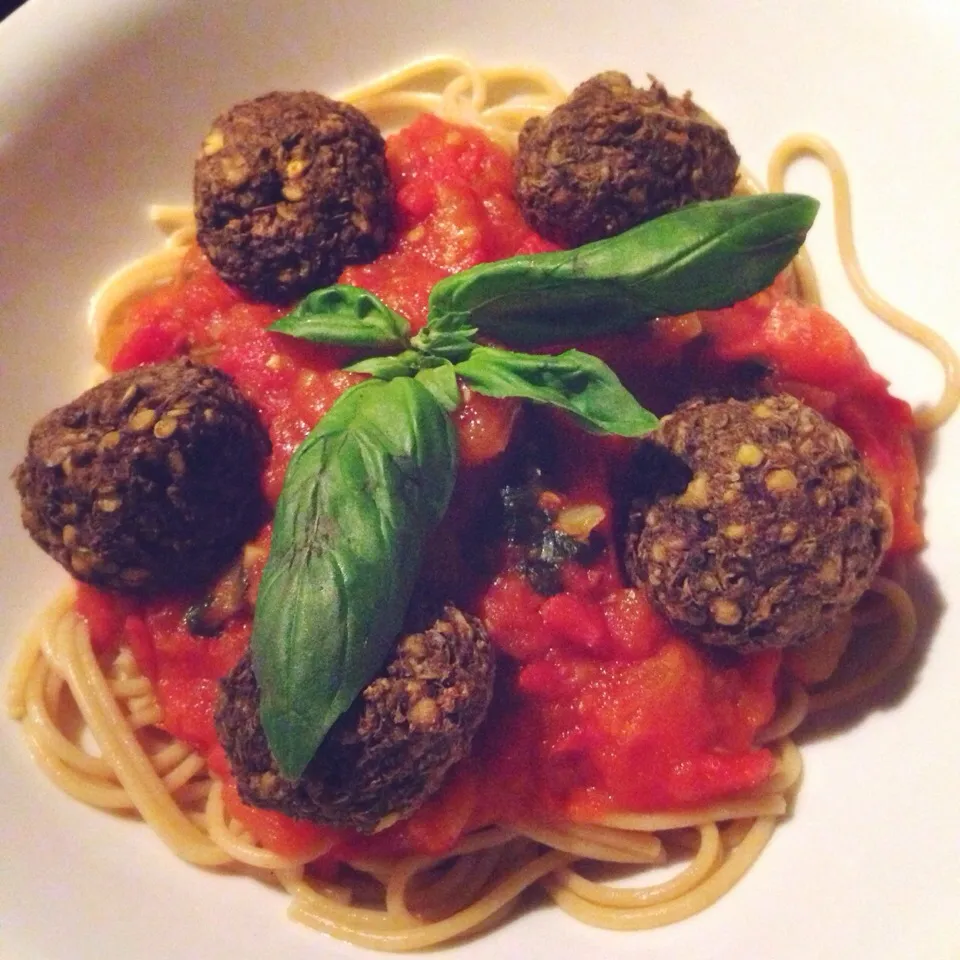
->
7;55;954;950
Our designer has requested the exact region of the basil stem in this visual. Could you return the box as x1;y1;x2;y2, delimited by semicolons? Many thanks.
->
454;346;657;437
251;377;457;779
426;193;819;345
409;312;477;361
269;284;411;351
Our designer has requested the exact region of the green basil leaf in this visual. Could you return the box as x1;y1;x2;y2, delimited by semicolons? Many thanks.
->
414;359;461;411
270;285;411;350
454;345;658;437
250;377;457;778
427;193;819;345
346;350;421;379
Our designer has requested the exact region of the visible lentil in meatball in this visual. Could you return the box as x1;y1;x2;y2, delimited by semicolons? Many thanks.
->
194;91;393;303
215;605;495;832
515;72;739;248
14;359;269;594
625;394;892;650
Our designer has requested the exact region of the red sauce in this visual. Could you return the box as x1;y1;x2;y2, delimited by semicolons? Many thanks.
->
82;114;921;859
342;113;558;330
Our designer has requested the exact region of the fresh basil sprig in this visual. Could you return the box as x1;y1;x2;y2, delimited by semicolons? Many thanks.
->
427;193;819;345
285;296;656;433
251;377;456;779
255;193;819;775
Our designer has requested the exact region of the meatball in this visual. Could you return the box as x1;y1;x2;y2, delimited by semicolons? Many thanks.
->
625;395;892;650
194;91;393;303
15;359;269;594
515;72;739;248
215;605;495;832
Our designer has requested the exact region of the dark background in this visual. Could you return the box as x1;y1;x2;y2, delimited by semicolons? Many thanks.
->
0;0;27;21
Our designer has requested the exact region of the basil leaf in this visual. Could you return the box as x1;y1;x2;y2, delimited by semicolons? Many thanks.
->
346;350;421;379
251;378;457;778
414;359;461;411
427;194;819;345
270;285;411;350
454;345;657;437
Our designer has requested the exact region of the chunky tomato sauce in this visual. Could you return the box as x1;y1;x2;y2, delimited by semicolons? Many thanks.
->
82;113;921;859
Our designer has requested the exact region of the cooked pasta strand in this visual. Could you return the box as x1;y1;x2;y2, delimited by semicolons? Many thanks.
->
544;818;777;929
768;134;959;430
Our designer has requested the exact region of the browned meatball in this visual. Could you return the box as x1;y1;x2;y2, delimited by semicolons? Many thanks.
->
14;359;269;594
515;72;739;248
194;91;393;302
215;606;495;832
625;395;892;650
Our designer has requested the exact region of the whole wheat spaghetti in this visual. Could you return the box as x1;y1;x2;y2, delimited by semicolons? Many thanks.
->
8;55;951;950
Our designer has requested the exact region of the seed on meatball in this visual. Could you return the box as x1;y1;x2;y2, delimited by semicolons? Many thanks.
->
194;90;394;303
14;359;269;594
625;394;893;650
215;605;496;832
515;72;739;248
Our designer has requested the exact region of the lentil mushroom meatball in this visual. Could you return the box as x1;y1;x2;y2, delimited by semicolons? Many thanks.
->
194;91;393;303
514;72;739;248
14;359;269;595
215;605;495;832
625;394;893;651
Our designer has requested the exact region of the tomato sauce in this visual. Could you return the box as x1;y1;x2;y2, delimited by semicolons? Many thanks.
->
82;113;921;859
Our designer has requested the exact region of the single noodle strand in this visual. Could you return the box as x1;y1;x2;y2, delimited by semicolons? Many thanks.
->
768;134;959;431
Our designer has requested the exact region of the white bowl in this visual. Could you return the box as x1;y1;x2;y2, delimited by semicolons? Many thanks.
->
1;2;958;959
